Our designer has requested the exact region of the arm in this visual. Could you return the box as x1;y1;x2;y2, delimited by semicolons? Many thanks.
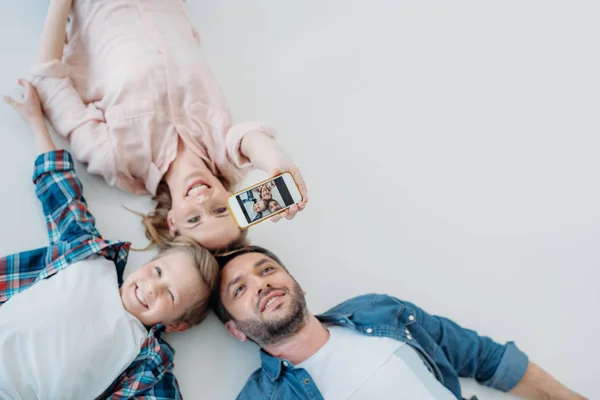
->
4;81;102;245
240;130;308;221
30;0;122;191
403;299;582;397
511;362;587;400
37;0;72;64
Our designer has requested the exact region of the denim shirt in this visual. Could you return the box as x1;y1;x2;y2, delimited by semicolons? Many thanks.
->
237;294;529;400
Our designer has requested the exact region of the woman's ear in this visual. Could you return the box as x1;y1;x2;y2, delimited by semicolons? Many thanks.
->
167;210;177;237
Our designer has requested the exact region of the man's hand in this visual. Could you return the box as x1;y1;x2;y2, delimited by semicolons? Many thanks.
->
4;79;45;129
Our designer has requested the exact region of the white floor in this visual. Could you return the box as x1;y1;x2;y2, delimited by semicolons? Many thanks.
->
1;1;598;399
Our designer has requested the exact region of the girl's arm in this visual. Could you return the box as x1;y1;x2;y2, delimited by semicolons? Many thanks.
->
240;131;308;222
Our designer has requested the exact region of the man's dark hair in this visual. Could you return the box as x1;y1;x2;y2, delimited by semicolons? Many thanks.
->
212;246;288;324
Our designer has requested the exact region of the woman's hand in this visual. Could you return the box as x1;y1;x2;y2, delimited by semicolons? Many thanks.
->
268;164;308;223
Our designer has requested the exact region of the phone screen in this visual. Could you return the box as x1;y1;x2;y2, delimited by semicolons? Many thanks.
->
235;176;296;224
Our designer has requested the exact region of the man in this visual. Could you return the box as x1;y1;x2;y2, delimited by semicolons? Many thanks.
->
212;246;586;400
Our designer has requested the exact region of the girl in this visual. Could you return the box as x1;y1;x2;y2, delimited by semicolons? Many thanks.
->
27;0;308;251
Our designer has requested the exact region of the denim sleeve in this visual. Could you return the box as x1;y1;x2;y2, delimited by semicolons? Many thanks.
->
32;150;102;245
405;300;529;392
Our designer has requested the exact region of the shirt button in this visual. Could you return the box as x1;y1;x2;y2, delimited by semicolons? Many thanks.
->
339;320;345;324
304;379;310;384
407;335;412;340
366;328;373;334
283;362;288;367
409;315;415;321
405;329;410;335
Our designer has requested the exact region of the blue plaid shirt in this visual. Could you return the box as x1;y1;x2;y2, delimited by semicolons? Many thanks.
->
0;150;182;399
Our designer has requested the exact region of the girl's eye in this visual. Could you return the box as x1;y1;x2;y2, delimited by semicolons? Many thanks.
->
168;291;175;302
188;216;200;224
215;207;227;214
155;267;162;277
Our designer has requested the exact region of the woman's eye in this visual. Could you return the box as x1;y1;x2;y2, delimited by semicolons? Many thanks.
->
188;216;200;224
215;207;227;214
155;267;162;277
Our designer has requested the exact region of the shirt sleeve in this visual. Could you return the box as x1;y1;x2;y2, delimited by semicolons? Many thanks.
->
32;150;102;245
404;299;529;392
31;60;121;190
226;121;277;169
106;371;182;400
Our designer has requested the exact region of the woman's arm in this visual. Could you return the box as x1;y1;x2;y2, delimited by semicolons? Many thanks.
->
38;0;72;63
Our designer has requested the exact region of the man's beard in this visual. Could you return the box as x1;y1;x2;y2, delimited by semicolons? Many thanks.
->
234;281;308;347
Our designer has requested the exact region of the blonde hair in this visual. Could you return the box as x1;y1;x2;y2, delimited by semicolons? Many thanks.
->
156;236;219;327
141;181;249;253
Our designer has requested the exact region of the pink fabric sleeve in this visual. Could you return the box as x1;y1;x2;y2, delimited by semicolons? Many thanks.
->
226;121;277;169
31;60;120;189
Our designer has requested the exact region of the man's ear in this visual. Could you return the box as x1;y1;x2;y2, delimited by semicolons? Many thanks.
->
167;210;177;237
225;320;248;342
165;321;190;333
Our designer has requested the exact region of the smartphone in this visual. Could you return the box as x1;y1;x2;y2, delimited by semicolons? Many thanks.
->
227;172;303;229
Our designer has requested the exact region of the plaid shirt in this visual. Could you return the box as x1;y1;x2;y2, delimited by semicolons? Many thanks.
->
0;150;182;399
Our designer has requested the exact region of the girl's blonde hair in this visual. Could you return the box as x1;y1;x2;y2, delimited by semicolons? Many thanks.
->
141;181;249;254
157;236;219;327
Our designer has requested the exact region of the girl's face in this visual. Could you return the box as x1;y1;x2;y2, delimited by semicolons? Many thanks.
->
164;144;241;250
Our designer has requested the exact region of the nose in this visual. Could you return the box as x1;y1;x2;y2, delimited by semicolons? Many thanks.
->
145;280;166;298
257;283;272;297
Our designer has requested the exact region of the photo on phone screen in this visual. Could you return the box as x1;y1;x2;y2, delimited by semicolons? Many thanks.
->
235;176;296;224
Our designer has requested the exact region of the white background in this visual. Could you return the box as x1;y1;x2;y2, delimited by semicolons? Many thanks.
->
0;1;598;399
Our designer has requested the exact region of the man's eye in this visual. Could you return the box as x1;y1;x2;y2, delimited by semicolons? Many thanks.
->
262;267;274;275
234;286;245;298
215;207;227;214
188;216;200;224
155;267;162;277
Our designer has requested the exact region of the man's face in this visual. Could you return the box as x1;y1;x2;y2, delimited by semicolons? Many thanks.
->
220;252;308;346
268;201;282;213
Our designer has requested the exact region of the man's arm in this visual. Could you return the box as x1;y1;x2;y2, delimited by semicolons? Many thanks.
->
511;362;587;400
401;299;584;399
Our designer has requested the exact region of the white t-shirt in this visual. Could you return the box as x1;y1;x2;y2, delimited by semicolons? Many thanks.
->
0;256;147;400
296;325;456;400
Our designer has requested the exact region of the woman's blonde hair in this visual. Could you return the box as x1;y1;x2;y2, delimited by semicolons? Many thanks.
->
141;181;249;254
156;236;219;327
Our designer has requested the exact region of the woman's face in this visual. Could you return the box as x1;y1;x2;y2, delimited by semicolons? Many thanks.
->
164;145;241;250
261;186;272;200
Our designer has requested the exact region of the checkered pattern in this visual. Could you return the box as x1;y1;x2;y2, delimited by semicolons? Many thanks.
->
0;150;181;399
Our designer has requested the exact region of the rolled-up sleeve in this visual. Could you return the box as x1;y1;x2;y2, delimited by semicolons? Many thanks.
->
406;300;529;392
31;60;120;190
